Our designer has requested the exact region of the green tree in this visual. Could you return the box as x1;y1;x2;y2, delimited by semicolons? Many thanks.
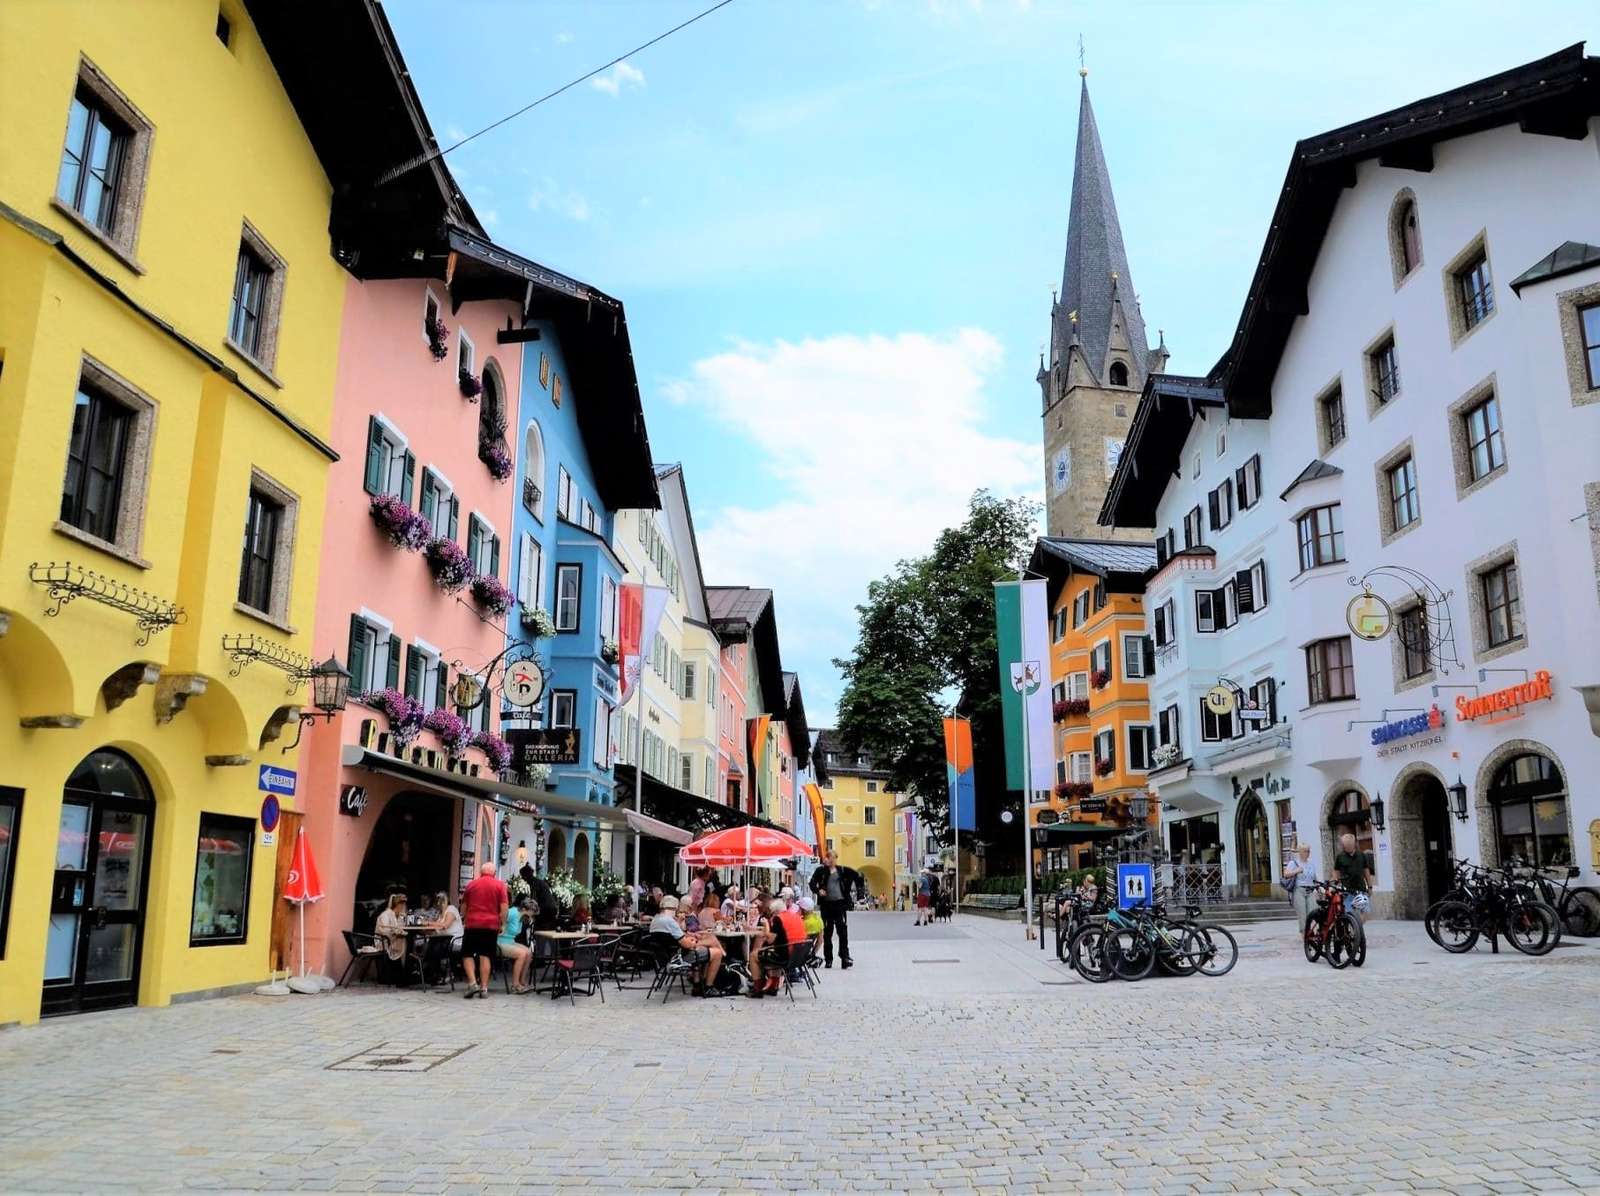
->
833;491;1039;855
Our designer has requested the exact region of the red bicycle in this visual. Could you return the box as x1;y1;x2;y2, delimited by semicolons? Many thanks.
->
1302;881;1366;969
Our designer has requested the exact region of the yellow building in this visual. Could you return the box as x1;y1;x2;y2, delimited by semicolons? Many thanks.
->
0;1;446;1023
814;730;896;900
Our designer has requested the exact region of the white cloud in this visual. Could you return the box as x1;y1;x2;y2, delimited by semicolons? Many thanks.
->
677;330;1041;723
527;179;591;222
589;61;645;96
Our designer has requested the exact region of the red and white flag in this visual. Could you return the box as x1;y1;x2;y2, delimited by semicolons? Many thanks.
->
618;582;670;705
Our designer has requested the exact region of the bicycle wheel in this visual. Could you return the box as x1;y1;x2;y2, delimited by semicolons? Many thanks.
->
1504;901;1558;956
1157;929;1199;976
1325;916;1355;969
1106;929;1155;982
1424;900;1450;947
1184;924;1238;977
1431;900;1479;953
1343;914;1366;968
1303;916;1325;963
1560;889;1600;938
1067;926;1113;983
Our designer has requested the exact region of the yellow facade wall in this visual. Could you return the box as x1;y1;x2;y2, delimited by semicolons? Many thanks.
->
821;772;895;900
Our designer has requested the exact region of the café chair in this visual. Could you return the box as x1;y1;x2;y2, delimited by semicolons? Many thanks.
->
408;934;456;993
337;931;385;988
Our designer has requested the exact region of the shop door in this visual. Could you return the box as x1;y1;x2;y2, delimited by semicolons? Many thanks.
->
1236;794;1271;898
1419;781;1454;906
42;793;154;1016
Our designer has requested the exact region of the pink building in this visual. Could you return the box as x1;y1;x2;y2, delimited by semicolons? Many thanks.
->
716;641;749;810
298;274;523;977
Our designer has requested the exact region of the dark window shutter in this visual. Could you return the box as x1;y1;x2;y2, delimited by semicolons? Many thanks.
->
489;535;500;578
1235;568;1254;614
419;471;435;521
448;496;459;541
1234;465;1248;508
1142;636;1155;675
1156;535;1169;567
363;417;382;494
436;661;449;710
1265;677;1278;725
401;451;415;505
1208;489;1220;530
347;615;368;692
385;634;400;690
1250;456;1262;506
467;517;481;563
404;644;422;700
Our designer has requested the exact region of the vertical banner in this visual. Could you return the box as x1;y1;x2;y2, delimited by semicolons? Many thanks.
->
803;781;828;858
942;716;976;832
745;714;771;816
993;579;1054;799
618;582;670;705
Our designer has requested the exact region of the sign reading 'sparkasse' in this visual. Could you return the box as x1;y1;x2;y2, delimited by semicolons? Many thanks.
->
1456;670;1555;724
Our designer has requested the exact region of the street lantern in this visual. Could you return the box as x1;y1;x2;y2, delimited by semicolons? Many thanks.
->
1370;791;1386;832
1128;795;1149;822
307;656;351;721
1448;776;1469;822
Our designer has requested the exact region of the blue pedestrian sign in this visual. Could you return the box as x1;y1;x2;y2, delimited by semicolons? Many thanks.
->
1117;862;1155;910
258;765;297;796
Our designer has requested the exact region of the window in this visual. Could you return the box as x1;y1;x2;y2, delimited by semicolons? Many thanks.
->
1296;505;1344;572
1216;426;1228;458
1157;705;1181;753
1399;605;1431;679
1052;607;1068;642
1108;360;1129;387
1455;247;1495;332
864;839;878;859
363;416;413;502
1092;578;1107;611
1481;561;1522;648
1070;752;1092;784
682;661;697;701
1127;725;1155;771
1319;386;1346;451
1329;790;1375;860
865;781;879;794
555;565;581;632
346;613;397;694
1464;393;1506;482
1306;636;1356;704
1071;590;1090;628
1122;634;1153;679
679;751;694;791
403;643;446;710
1191;452;1200;480
557;466;576;522
189;814;253;946
1093;728;1115;771
1196;590;1217;634
1208;478;1233;531
1200;698;1236;742
237;487;282;615
457;327;476;384
1090;640;1111;681
60;381;134;544
822;804;835;822
825;837;834;853
516;534;543;610
56;86;129;235
1246;678;1277;729
1235;455;1262;511
1386;454;1420;532
1182;505;1203;550
1490;753;1570;868
1237;560;1268;615
1369;336;1401;407
549;690;576;729
0;787;19;958
466;515;499;577
1582;303;1600;390
1153;600;1173;648
423;289;440;342
864;804;878;822
1392;195;1422;280
594;700;614;769
1067;671;1089;701
1051;681;1066;705
418;469;456;539
228;244;270;359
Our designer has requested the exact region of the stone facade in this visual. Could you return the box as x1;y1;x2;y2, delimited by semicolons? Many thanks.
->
1042;374;1138;540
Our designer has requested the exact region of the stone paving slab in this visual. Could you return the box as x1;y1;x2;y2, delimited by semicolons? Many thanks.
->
1;913;1597;1193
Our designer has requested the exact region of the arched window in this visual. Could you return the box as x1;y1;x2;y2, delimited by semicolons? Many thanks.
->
1389;191;1422;283
1108;360;1130;388
1328;789;1373;858
1489;753;1570;867
522;420;546;519
478;361;506;448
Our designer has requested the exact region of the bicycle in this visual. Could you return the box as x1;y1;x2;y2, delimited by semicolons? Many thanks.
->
1303;881;1365;969
1074;902;1237;981
1509;857;1600;939
1426;861;1560;956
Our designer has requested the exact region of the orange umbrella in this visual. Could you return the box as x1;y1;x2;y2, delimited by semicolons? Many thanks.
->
679;825;815;867
282;827;327;991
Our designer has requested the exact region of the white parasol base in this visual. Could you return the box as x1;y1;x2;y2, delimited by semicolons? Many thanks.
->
287;975;323;995
255;970;292;997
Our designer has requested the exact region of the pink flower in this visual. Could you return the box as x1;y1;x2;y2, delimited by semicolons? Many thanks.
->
424;537;474;592
470;574;513;616
472;731;512;773
369;494;430;550
423;707;471;755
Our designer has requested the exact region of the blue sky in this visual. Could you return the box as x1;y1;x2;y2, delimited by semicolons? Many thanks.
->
385;0;1596;725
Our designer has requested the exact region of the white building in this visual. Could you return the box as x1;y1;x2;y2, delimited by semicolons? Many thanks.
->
1101;376;1291;901
1107;46;1600;919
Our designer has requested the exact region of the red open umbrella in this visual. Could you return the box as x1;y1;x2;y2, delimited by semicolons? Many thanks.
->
679;825;815;868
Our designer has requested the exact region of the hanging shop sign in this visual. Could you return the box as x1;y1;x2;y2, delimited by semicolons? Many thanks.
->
338;785;369;817
1371;703;1447;756
1346;591;1394;641
592;666;618;703
503;659;546;708
1456;670;1554;724
1203;685;1237;716
505;726;581;767
1078;796;1108;814
1036;807;1061;825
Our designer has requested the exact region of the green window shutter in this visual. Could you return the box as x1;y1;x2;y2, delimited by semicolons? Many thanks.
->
435;661;449;710
347;614;368;692
447;496;459;541
401;452;416;505
363;417;382;494
404;643;422;700
419;472;435;523
489;535;500;578
385;635;400;690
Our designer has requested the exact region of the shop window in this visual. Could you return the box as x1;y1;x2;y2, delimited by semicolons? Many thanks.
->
54;61;154;262
190;814;254;945
1489;753;1570;867
1306;636;1356;705
0;787;19;957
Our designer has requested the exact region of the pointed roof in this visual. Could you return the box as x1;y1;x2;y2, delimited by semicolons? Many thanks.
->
1053;79;1150;387
1509;241;1600;294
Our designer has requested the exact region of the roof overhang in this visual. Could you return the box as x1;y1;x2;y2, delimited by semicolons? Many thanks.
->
1100;374;1226;529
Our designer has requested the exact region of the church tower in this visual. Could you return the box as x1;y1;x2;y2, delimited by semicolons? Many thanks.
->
1040;73;1167;539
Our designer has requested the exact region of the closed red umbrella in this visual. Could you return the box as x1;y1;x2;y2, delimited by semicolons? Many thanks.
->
679;825;815;867
282;827;327;992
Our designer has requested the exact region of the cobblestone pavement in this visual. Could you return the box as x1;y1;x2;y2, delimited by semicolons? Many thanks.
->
3;913;1599;1194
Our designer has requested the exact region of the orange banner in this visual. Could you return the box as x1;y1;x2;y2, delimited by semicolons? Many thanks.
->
802;782;827;858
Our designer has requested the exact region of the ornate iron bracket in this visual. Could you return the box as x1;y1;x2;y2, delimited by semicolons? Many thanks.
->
449;638;541;712
1348;566;1464;675
29;561;185;647
221;634;312;695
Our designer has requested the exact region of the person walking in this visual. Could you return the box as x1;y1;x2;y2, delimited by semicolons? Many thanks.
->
914;869;933;926
1283;843;1318;931
1332;832;1375;924
459;861;508;999
808;851;859;969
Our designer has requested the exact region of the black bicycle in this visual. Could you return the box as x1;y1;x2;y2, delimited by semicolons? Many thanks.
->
1426;861;1560;956
1508;857;1600;939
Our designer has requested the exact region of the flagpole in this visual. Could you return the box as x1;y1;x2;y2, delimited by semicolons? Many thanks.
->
1020;700;1034;939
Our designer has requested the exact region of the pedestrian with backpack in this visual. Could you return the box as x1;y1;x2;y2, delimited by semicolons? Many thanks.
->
1282;843;1317;931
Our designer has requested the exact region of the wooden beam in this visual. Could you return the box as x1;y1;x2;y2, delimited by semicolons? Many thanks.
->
1378;142;1434;172
1264;286;1309;316
1519;102;1590;140
496;327;543;344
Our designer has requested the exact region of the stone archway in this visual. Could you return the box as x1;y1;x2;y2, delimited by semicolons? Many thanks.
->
1472;737;1569;867
547;825;568;875
1388;762;1451;919
572;832;591;886
1319;780;1372;872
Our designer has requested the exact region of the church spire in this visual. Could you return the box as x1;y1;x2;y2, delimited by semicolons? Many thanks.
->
1051;77;1150;390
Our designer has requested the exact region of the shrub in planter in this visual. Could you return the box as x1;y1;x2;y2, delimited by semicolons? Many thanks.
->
519;606;556;639
470;574;513;616
361;688;424;743
423;536;474;592
471;730;512;774
423;707;471;756
458;370;482;400
425;316;450;361
369;493;430;550
600;638;619;664
479;440;513;482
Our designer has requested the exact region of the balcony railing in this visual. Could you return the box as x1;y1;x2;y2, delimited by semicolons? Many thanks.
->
522;477;542;515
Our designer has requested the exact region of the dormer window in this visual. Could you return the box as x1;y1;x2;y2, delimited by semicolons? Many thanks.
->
1108;360;1129;388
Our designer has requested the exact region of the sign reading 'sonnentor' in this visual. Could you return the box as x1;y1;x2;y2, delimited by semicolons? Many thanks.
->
1456;670;1554;723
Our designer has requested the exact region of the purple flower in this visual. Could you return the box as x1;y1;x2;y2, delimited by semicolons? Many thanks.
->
423;707;471;755
470;574;514;616
369;494;430;551
481;441;513;482
426;317;451;362
424;537;474;592
458;371;482;400
472;730;512;774
361;688;425;742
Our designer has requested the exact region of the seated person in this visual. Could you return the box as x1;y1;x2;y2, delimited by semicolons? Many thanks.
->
648;896;723;997
748;895;808;998
373;893;411;983
720;885;743;920
497;899;534;994
427;890;464;950
640;886;664;917
700;892;723;928
594;894;625;925
799;896;823;938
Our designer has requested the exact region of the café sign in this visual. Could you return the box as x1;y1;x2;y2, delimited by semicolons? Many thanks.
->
1456;670;1554;724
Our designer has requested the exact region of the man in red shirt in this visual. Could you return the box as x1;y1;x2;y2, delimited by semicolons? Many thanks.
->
459;861;508;998
747;895;808;998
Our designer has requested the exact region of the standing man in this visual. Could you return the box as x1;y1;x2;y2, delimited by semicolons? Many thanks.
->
808;850;859;969
459;861;508;999
1332;832;1374;924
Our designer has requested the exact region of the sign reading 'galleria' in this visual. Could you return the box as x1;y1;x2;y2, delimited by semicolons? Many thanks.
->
1456;670;1555;723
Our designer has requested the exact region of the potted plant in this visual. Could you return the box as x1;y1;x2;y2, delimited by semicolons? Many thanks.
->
479;440;513;482
1091;669;1111;690
361;688;425;744
547;868;590;911
519;606;556;639
471;730;512;774
368;493;430;550
1064;698;1089;717
458;370;482;400
425;316;450;361
470;574;513;616
1151;743;1181;770
590;868;627;906
1095;757;1115;778
423;536;474;592
526;761;552;788
600;638;619;664
1056;781;1093;801
422;707;471;756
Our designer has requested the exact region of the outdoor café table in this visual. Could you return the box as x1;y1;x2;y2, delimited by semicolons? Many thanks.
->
532;929;593;998
712;926;764;980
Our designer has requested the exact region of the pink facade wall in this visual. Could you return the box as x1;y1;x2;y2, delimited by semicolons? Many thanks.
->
300;279;523;976
775;722;796;829
716;641;748;809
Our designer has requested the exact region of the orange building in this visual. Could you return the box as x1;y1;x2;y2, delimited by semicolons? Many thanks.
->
1029;538;1160;874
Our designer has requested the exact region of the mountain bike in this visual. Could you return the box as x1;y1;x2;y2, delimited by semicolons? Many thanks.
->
1080;903;1237;981
1509;857;1600;939
1054;888;1107;963
1426;861;1560;955
1303;882;1365;969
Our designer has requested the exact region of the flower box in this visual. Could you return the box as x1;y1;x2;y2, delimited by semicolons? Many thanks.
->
362;688;424;743
471;730;512;774
423;536;474;592
422;707;471;756
1151;744;1181;769
600;638;619;664
425;317;450;362
369;493;430;551
1052;698;1090;722
478;439;513;482
1094;757;1115;778
519;606;556;639
1055;781;1094;801
458;370;482;400
470;574;513;616
1091;669;1111;690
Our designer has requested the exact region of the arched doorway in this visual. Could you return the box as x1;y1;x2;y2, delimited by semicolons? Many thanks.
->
1390;769;1453;919
1235;791;1271;898
572;832;590;886
352;792;454;934
1325;787;1375;866
547;825;568;875
1487;752;1571;867
44;748;155;1016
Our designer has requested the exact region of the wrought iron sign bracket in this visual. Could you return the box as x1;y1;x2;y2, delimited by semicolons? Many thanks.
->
221;633;313;695
29;560;185;647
